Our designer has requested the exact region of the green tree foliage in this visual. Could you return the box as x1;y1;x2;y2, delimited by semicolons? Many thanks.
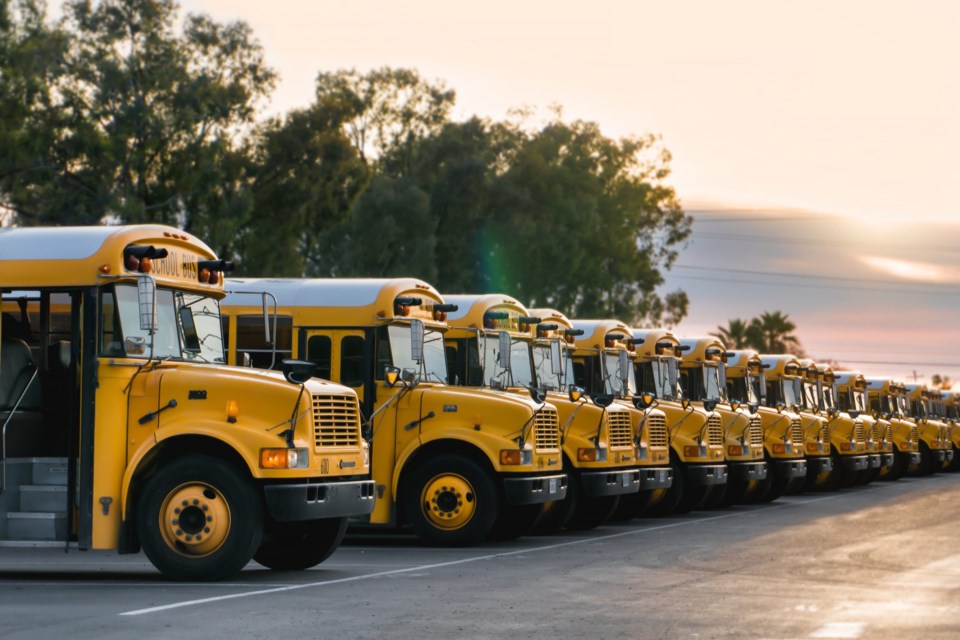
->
714;311;805;355
0;0;275;240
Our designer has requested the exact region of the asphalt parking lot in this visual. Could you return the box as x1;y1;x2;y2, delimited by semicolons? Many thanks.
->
2;474;960;640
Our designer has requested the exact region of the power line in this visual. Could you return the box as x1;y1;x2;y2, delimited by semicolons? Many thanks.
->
688;231;960;255
673;264;954;288
665;274;958;296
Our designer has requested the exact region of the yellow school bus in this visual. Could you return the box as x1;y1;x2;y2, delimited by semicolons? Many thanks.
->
555;318;673;520
222;279;567;545
905;384;953;474
631;329;727;513
765;356;833;489
441;299;660;531
0;226;373;580
942;391;960;472
685;346;767;505
813;363;869;488
835;372;891;483
865;377;920;480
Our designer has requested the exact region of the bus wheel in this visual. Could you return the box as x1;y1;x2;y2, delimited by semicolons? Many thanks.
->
884;448;903;481
404;455;497;546
138;456;262;581
917;442;935;476
254;517;348;570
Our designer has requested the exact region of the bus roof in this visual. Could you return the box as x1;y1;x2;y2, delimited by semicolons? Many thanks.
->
570;319;635;352
632;328;679;358
526;308;574;342
0;225;221;290
224;278;445;325
724;349;761;374
677;335;726;364
760;354;802;378
834;371;867;389
443;294;532;337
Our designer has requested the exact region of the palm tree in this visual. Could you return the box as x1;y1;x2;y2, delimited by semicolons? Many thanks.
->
748;311;804;355
712;318;752;349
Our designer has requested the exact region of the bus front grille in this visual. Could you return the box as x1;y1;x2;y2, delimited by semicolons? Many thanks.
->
647;414;668;448
607;410;633;449
748;417;764;448
312;394;361;449
534;409;560;451
707;415;723;447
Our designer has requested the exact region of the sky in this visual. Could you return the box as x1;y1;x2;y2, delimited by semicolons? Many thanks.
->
179;0;960;385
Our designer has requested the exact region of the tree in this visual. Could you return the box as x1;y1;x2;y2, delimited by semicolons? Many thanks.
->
0;0;275;236
484;119;691;326
712;318;752;349
747;311;804;355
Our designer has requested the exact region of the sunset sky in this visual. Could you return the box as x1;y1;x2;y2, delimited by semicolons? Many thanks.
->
182;0;960;384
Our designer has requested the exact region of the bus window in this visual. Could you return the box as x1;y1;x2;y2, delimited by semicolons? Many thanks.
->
340;336;364;387
307;335;332;380
236;315;291;369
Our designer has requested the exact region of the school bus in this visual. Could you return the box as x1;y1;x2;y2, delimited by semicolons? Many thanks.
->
0;226;373;580
905;383;953;474
221;279;567;545
835;372;890;483
813;363;869;488
631;329;726;513
762;356;833;489
684;345;767;505
942;391;960;472
553;318;673;520
441;300;660;531
865;377;920;480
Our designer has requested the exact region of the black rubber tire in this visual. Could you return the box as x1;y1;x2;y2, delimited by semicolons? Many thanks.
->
703;480;731;509
883;448;903;481
531;464;578;534
490;503;543;539
402;454;498;546
950;446;960;472
566;495;620;530
645;457;685;515
916;442;937;476
137;455;263;581
254;517;348;570
821;451;843;491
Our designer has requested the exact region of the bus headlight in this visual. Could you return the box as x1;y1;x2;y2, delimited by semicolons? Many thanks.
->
260;448;309;469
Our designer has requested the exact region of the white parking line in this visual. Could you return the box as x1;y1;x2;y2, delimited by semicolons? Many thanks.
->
121;493;851;617
809;622;865;638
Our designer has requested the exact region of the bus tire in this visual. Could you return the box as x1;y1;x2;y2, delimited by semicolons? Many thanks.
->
884;447;903;481
254;517;348;570
137;455;263;581
917;442;936;476
403;454;498;546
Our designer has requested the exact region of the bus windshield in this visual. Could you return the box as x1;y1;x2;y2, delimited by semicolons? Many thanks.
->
532;343;574;391
479;334;533;389
851;389;867;412
638;357;681;400
802;380;819;411
104;284;225;363
600;352;636;397
388;324;447;383
703;363;723;402
782;377;801;409
822;384;836;410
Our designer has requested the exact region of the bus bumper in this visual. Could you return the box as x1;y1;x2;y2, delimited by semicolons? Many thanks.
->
637;466;673;490
263;480;376;522
502;473;568;505
841;455;869;472
880;453;895;470
806;456;833;474
728;461;767;481
934;449;947;463
686;464;727;486
772;458;807;479
902;451;922;466
867;454;881;469
580;469;643;497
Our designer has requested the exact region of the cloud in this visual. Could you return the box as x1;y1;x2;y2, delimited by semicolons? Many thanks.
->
859;256;960;284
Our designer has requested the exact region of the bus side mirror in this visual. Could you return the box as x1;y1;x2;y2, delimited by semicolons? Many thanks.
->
748;402;759;415
730;401;741;411
385;366;401;387
550;340;562;375
124;336;146;356
592;393;614;408
849;410;861;419
411;319;424;363
281;359;316;385
776;402;786;413
568;385;586;402
136;275;158;333
529;387;547;404
633;392;656;410
498;331;511;371
704;399;719;413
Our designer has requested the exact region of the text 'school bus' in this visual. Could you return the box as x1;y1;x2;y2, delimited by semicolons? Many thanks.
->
630;329;727;514
529;311;672;524
0;226;373;580
221;279;567;545
865;377;920;480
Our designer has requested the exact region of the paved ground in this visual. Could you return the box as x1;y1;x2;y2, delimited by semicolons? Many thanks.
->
2;474;959;639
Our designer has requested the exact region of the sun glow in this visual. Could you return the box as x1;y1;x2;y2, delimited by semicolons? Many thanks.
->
860;256;960;283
